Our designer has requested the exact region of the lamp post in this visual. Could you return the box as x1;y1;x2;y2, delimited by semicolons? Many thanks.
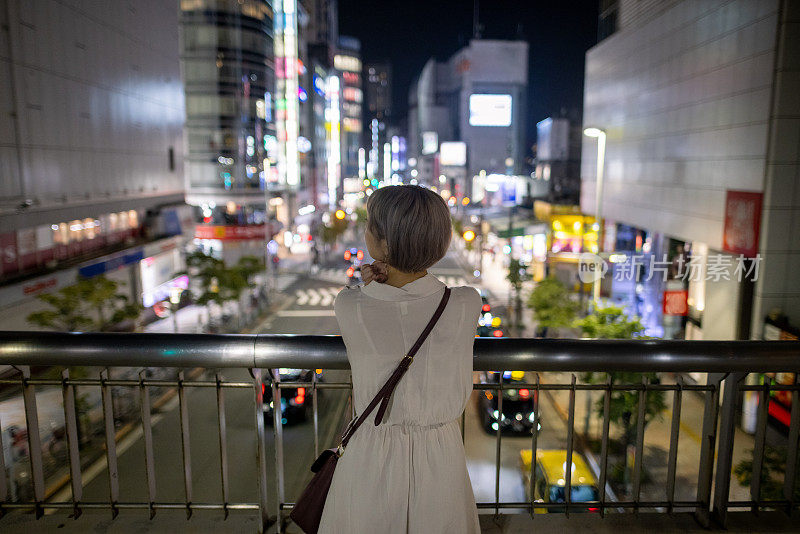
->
169;287;183;334
583;127;606;302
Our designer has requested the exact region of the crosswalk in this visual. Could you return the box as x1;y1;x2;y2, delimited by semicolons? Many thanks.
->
295;286;341;307
309;267;469;288
293;276;471;309
435;275;471;287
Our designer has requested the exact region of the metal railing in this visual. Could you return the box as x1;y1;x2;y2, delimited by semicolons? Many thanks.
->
0;332;798;532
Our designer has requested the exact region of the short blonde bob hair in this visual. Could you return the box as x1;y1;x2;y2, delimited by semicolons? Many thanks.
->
366;185;452;272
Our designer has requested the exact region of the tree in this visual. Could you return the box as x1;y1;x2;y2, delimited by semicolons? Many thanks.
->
27;275;142;332
734;445;800;502
506;258;532;336
185;251;253;331
318;213;349;258
527;277;579;337
575;305;667;489
353;206;368;230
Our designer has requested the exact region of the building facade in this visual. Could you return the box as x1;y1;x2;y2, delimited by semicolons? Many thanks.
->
582;0;800;340
180;0;276;220
535;114;583;204
408;39;529;200
335;36;363;184
0;0;189;330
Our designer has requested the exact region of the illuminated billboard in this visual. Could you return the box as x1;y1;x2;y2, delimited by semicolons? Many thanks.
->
422;131;438;155
439;142;467;166
469;94;512;127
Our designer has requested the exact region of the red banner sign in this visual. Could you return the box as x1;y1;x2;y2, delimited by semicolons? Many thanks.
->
663;290;689;316
723;190;762;257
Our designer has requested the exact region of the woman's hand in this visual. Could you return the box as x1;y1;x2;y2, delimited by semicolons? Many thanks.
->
361;260;389;285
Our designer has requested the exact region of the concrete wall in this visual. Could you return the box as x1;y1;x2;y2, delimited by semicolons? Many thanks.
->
582;0;780;249
0;0;186;231
750;0;800;337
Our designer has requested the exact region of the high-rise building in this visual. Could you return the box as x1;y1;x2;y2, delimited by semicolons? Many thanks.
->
0;0;189;330
582;0;800;341
298;0;338;211
363;62;392;183
409;39;529;199
336;36;363;184
365;62;392;123
180;0;277;262
534;112;583;204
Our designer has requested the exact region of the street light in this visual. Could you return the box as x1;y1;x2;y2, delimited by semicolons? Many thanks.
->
584;127;607;302
169;287;183;334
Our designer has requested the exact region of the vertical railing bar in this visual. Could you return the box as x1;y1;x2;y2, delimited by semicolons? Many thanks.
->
138;370;156;519
783;374;800;514
99;368;119;518
177;370;193;519
312;370;319;457
271;369;285;533
695;374;722;528
598;375;612;518
252;368;270;533
62;369;83;518
712;372;745;528
21;366;45;517
494;371;503;517
750;376;770;513
528;373;540;518
216;372;230;519
0;411;7;508
565;374;576;517
666;376;683;514
632;376;647;510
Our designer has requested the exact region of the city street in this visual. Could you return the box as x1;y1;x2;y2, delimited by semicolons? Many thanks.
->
30;243;765;516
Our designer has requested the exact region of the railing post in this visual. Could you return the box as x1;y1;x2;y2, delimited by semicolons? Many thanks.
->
783;374;800;515
271;369;286;533
712;372;746;527
252;368;271;534
695;372;723;527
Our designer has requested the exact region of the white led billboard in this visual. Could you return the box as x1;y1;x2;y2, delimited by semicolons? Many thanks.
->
421;131;438;155
439;142;467;166
469;94;512;127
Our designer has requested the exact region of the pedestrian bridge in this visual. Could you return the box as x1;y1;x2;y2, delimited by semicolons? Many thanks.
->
0;332;797;532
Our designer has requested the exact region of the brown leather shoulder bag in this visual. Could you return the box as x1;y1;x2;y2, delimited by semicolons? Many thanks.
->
289;287;452;533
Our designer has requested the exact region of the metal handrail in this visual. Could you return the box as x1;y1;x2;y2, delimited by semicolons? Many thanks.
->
0;332;798;533
1;332;799;371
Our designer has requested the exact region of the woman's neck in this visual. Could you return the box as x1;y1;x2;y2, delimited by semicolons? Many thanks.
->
383;266;427;288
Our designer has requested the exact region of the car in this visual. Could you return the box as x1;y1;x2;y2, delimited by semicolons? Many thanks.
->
344;248;365;283
262;368;321;425
476;294;504;337
520;449;600;513
477;371;540;434
346;265;362;284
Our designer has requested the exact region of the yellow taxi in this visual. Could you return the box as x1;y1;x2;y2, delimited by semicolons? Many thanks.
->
520;449;600;513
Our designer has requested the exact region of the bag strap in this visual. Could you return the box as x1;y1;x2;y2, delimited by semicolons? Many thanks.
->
340;286;451;449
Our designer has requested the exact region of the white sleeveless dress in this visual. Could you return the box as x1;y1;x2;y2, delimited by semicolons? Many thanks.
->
317;274;481;533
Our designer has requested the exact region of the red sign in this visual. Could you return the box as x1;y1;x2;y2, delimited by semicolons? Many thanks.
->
723;190;762;257
663;290;689;316
194;225;267;241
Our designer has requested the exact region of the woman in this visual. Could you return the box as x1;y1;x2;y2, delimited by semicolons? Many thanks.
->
318;185;482;533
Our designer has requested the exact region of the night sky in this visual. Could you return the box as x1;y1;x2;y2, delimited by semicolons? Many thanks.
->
337;0;599;146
